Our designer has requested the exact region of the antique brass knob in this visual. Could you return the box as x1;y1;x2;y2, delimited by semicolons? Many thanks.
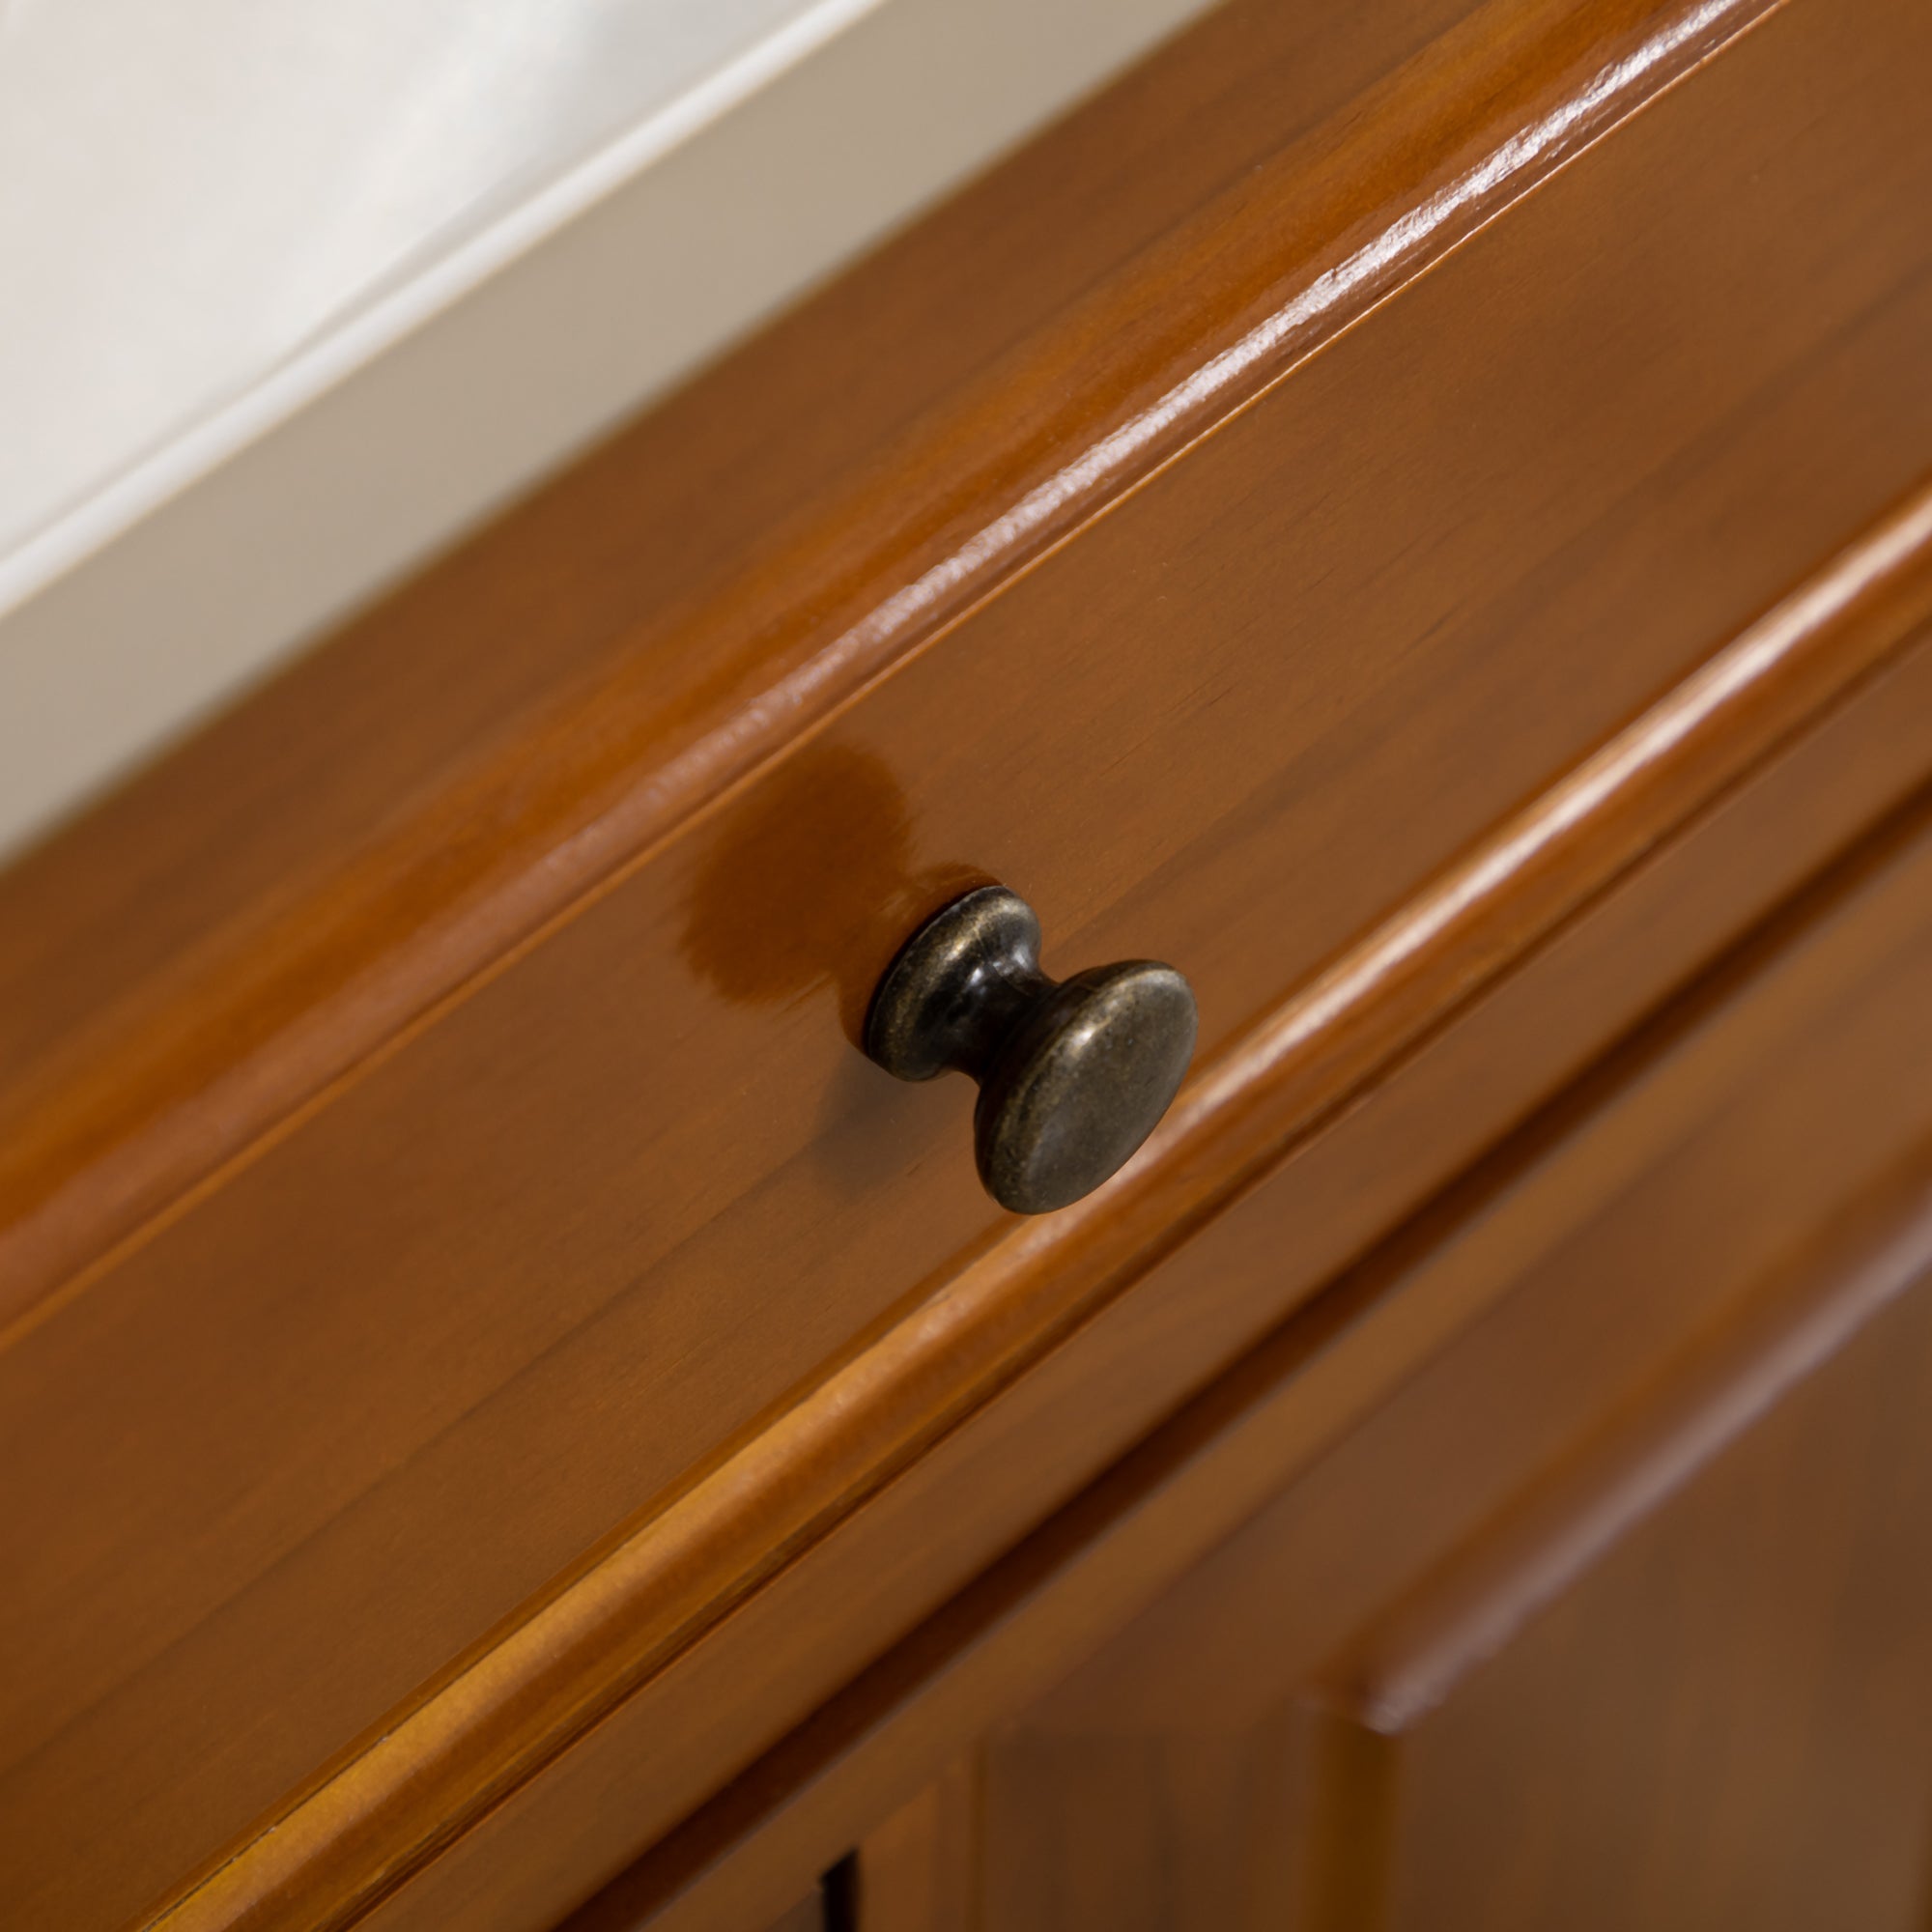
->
865;885;1197;1214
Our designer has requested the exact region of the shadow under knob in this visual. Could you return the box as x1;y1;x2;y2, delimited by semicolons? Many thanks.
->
864;885;1197;1214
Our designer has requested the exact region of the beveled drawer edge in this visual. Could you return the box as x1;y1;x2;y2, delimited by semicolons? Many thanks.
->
0;0;1781;1339
134;477;1932;1932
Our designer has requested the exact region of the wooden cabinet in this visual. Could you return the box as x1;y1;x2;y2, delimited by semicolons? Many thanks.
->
4;1;1932;1927
850;1229;1932;1932
905;808;1932;1932
597;778;1932;1932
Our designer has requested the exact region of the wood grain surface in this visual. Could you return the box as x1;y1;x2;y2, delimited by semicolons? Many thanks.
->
5;0;1932;1927
979;1178;1932;1932
361;518;1932;1932
0;0;1783;1321
1283;1226;1932;1932
601;781;1932;1931
851;1761;981;1932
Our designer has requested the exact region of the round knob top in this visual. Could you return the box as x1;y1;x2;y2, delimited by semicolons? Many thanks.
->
865;886;1197;1214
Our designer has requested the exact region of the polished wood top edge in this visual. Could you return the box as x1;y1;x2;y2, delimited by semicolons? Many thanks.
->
133;482;1932;1932
0;0;1780;1335
1327;1162;1932;1735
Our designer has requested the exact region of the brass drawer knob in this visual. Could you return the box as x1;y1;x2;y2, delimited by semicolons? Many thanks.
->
865;885;1197;1214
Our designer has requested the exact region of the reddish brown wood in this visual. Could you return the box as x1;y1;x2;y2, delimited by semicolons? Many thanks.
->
0;0;1481;1096
1283;1252;1932;1931
0;0;1780;1320
4;1;1932;1929
980;1724;1298;1932
852;1759;981;1932
105;509;1932;1932
576;783;1932;1931
981;1199;1932;1932
758;1895;820;1932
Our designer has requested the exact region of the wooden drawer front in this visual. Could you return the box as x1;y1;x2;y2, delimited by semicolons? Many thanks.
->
584;778;1932;1932
7;2;1932;1928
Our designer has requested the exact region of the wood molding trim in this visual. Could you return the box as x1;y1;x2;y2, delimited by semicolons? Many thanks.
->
135;478;1932;1932
576;800;1932;1932
1325;1177;1932;1741
0;0;1786;1331
10;2;1932;1926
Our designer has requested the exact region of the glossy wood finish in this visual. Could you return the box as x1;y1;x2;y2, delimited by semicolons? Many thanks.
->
600;780;1932;1930
6;1;1932;1927
4;0;1786;1321
108;558;1932;1932
1283;1244;1932;1931
980;1193;1932;1932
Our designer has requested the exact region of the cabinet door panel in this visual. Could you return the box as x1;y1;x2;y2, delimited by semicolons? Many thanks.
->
975;810;1932;1931
1293;1236;1932;1932
982;1184;1932;1932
